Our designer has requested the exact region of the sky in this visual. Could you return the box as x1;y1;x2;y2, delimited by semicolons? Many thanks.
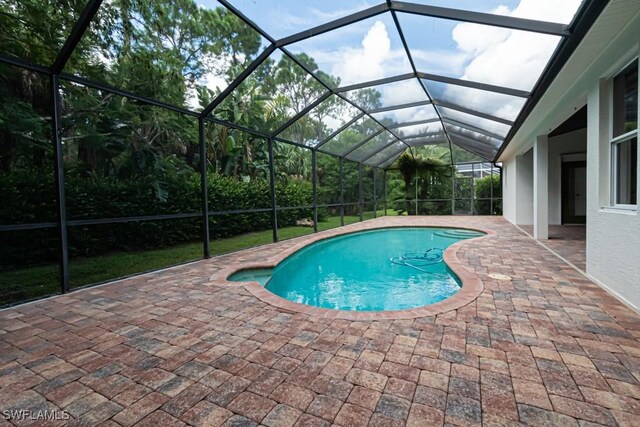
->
199;0;584;148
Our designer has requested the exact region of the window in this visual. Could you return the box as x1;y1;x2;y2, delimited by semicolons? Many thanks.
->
611;60;638;207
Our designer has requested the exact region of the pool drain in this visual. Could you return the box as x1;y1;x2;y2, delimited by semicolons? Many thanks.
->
488;273;512;281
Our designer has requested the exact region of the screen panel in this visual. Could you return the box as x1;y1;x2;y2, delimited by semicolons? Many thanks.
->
66;1;269;111
398;12;562;92
286;12;413;88
278;94;361;147
343;78;429;111
0;0;85;66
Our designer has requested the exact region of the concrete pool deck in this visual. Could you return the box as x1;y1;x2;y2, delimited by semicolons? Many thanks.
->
1;216;639;426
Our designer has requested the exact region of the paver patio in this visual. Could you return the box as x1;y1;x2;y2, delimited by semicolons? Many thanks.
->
1;216;639;426
519;225;586;272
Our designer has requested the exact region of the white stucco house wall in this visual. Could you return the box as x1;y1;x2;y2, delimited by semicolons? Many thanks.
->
499;0;640;310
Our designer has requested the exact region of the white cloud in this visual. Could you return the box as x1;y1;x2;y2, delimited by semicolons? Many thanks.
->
375;104;439;125
410;49;469;76
440;0;583;131
312;21;429;125
262;1;378;39
379;80;427;108
329;21;402;86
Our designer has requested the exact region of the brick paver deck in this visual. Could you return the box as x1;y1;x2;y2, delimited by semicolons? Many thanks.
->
1;216;639;427
519;225;586;272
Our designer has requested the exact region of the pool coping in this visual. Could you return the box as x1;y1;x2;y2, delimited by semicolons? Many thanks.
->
211;221;496;320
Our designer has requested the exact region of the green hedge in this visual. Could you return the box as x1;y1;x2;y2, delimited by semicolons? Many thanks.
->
0;169;315;268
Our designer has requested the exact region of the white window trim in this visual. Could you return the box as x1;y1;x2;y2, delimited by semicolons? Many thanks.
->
609;58;639;210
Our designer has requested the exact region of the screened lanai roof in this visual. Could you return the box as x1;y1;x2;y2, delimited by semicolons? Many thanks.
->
0;0;607;168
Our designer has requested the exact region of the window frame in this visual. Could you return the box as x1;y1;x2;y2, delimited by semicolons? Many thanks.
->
609;58;639;209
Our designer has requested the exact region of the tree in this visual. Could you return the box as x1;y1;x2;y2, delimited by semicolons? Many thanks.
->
474;174;501;215
395;153;451;215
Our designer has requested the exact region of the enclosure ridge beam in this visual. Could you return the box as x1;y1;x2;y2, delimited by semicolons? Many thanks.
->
270;91;333;138
387;118;440;129
61;73;199;117
200;44;276;118
417;78;456;164
391;1;569;36
434;100;514;126
341;128;386;158
367;99;433;114
387;1;454;160
277;3;390;47
416;72;530;98
387;0;432;155
441;118;505;141
336;72;416;93
52;0;103;73
314;112;365;150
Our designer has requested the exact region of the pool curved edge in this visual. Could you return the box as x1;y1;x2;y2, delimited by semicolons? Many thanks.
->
215;223;496;320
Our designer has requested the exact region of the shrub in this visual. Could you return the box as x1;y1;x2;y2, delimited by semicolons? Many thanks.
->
0;169;314;267
474;175;502;215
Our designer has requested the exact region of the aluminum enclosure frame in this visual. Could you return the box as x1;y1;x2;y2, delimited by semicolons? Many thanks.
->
0;0;606;303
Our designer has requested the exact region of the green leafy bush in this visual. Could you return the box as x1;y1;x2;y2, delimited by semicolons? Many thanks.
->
474;175;502;215
0;169;313;267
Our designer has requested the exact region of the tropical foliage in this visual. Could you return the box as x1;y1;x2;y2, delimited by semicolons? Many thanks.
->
394;153;452;215
0;0;501;304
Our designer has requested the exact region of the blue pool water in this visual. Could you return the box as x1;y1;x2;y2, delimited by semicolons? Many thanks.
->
228;227;484;311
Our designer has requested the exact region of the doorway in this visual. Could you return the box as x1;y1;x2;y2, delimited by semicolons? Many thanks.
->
562;161;586;224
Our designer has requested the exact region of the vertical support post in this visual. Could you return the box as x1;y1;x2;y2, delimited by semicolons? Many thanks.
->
51;75;69;293
358;163;364;222
339;158;344;226
383;169;387;216
198;118;210;258
533;135;549;239
451;165;455;215
490;164;494;215
414;175;418;215
268;139;278;242
499;166;503;215
373;168;377;218
471;163;475;215
312;150;318;232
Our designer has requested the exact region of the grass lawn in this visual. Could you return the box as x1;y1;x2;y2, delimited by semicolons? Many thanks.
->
1;211;397;306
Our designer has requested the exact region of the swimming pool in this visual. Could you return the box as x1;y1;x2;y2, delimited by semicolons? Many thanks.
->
228;227;484;311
